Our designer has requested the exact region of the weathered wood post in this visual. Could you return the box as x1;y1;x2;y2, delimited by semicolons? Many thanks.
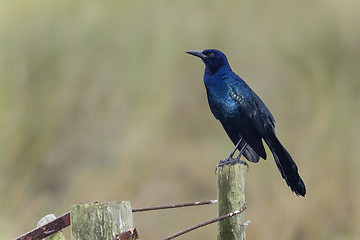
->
217;164;246;240
71;201;133;240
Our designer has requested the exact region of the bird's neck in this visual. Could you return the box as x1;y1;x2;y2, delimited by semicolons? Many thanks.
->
204;64;232;76
204;64;232;85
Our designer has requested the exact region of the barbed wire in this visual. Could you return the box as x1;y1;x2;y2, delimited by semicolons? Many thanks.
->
132;200;217;212
161;203;247;240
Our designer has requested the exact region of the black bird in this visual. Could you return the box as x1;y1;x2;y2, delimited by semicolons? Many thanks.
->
187;49;306;196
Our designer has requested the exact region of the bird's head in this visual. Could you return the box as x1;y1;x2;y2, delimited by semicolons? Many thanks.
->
186;49;229;71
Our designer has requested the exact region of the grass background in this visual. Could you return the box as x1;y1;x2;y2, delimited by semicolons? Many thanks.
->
1;0;360;239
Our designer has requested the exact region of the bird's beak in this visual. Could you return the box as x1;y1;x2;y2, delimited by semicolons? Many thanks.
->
186;50;207;59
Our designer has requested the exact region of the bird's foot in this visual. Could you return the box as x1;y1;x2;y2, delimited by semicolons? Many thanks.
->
215;157;249;174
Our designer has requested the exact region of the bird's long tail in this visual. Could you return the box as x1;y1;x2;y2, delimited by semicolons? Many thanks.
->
265;132;306;196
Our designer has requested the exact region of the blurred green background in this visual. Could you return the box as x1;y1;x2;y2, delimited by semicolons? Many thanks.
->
1;0;360;239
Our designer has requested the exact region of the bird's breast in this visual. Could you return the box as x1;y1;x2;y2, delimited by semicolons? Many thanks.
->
205;84;239;121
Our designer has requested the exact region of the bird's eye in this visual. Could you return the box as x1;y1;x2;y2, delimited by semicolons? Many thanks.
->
209;53;215;57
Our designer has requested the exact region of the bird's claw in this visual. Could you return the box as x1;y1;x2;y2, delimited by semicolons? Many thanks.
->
215;158;234;174
238;159;250;171
215;158;249;174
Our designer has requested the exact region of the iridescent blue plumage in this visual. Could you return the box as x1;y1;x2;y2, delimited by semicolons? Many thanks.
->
187;49;306;196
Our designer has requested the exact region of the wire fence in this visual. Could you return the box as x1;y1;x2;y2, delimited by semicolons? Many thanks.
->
14;200;247;240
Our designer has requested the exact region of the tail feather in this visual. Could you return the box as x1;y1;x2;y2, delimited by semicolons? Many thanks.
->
265;132;306;196
243;146;260;163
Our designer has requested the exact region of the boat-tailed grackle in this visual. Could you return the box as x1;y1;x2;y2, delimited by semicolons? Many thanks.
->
187;49;306;196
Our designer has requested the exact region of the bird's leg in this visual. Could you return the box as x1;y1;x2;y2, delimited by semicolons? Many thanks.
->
215;138;242;173
234;143;249;171
227;138;242;160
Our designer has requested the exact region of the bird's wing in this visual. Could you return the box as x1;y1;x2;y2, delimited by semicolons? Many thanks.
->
224;79;267;158
251;91;275;129
225;80;266;136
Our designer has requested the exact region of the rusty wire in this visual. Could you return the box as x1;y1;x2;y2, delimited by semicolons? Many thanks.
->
14;212;70;240
132;199;217;212
113;227;138;240
161;202;247;240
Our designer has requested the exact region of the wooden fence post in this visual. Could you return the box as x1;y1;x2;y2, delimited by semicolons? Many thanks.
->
217;164;246;240
71;201;133;240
